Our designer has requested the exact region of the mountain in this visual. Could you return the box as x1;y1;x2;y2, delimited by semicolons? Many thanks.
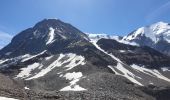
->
123;22;170;55
0;19;170;99
0;19;89;58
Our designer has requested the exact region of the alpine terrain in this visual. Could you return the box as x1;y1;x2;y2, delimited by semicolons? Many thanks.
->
0;19;170;100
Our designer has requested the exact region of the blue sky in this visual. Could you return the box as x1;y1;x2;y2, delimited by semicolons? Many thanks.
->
0;0;170;48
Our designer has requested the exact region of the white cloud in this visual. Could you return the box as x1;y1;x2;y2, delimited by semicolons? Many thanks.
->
0;31;13;49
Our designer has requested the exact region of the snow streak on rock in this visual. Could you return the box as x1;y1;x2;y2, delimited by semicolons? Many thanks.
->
131;64;170;82
46;27;55;45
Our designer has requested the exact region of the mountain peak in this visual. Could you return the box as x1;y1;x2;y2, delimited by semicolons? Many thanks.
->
0;19;89;57
34;18;65;29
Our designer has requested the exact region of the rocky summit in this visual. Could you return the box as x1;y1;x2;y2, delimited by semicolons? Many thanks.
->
0;19;170;100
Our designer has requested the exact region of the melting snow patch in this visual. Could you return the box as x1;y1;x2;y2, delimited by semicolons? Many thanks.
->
0;96;18;100
16;63;40;78
60;72;86;91
46;27;55;45
26;53;86;80
64;54;85;70
26;54;65;80
63;72;83;80
24;86;30;90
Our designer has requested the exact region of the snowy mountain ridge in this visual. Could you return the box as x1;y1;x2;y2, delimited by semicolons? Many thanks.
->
123;21;170;43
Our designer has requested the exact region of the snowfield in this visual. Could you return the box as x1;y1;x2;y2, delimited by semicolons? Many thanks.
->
0;96;18;100
16;53;86;80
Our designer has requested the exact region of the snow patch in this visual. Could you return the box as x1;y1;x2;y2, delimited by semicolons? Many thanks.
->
161;67;170;72
119;50;126;53
45;56;53;60
24;86;30;90
16;63;40;78
64;72;83;80
60;72;86;91
64;54;85;70
26;53;86;80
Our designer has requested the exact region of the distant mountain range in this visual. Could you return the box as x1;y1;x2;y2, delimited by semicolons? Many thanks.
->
0;19;170;100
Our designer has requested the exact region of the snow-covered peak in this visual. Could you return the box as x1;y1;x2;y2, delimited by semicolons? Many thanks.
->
123;21;170;43
86;33;121;41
